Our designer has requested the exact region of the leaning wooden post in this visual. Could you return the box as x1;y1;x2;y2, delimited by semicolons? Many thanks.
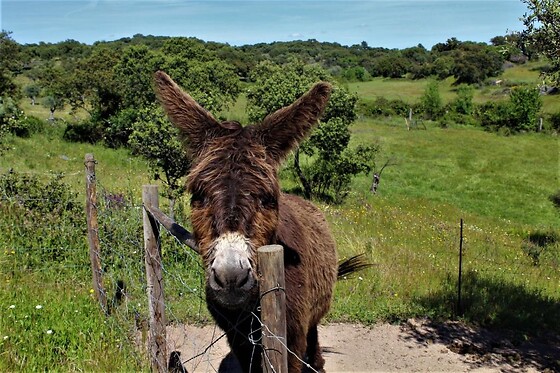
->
258;245;288;373
142;185;167;373
84;153;107;315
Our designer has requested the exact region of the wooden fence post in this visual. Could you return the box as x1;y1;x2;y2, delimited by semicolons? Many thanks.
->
84;153;107;315
142;185;167;373
258;245;288;373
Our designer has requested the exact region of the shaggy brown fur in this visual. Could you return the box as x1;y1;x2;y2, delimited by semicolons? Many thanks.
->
155;71;337;372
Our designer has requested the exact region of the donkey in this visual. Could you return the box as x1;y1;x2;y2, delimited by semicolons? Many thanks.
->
155;71;347;372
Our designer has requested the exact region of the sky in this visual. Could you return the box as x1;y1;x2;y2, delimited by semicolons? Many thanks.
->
1;0;529;49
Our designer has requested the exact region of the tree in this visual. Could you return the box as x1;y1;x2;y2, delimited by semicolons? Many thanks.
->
161;56;240;114
128;104;191;217
114;45;159;110
0;31;20;98
63;46;121;119
37;65;66;121
23;84;40;105
520;0;560;86
451;47;504;84
247;60;378;202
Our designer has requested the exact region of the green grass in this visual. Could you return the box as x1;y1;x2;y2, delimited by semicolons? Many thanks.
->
350;119;559;227
0;268;146;371
325;119;559;330
0;124;153;197
347;62;560;114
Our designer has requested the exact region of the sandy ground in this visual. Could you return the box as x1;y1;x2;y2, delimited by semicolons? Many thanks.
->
165;319;559;372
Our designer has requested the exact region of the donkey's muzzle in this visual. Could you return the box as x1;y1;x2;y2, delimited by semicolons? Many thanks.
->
210;266;254;291
207;232;257;308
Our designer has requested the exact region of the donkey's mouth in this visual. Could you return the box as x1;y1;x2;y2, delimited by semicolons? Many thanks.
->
206;279;258;310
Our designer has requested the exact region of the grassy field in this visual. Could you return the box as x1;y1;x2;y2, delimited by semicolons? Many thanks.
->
328;119;559;329
347;62;560;114
1;66;559;370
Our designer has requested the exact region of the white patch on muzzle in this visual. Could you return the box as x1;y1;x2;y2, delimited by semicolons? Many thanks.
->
211;232;253;274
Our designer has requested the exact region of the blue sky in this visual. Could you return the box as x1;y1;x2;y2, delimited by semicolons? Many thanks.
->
2;1;529;48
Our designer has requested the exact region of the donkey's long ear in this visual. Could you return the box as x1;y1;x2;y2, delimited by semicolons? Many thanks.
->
255;82;332;165
154;71;226;157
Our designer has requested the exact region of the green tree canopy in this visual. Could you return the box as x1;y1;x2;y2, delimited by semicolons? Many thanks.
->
247;60;377;202
128;104;191;213
0;31;21;98
520;0;560;86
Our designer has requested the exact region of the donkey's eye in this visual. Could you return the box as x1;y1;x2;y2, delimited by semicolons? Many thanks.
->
191;192;206;206
259;194;277;209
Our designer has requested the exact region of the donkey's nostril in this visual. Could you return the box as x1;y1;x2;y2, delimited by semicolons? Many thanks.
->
211;268;225;289
211;267;252;291
236;269;250;288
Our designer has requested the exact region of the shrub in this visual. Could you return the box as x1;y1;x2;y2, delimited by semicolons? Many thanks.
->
454;85;475;115
358;97;410;118
509;87;542;132
63;119;104;143
476;101;512;131
8;116;45;138
420;81;443;120
548;111;560;132
0;170;83;266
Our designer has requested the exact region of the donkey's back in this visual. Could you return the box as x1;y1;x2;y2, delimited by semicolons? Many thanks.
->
278;193;338;370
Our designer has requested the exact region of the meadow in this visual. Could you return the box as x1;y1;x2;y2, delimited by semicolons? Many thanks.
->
1;66;559;370
348;62;560;114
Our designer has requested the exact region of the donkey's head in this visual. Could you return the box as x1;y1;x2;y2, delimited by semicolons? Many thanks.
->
154;71;331;309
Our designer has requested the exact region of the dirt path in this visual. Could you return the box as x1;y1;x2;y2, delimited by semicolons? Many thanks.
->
165;319;559;372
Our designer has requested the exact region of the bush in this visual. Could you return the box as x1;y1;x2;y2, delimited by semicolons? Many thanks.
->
439;105;479;128
358;97;410;118
548;111;560;132
420;81;443;120
476;101;512;131
0;170;83;266
454;85;475;115
475;87;542;134
509;87;542;132
63;119;104;143
8;116;45;138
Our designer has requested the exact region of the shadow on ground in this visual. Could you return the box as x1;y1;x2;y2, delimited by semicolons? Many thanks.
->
409;270;560;371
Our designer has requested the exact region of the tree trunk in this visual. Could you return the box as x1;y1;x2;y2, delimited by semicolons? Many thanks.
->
168;198;175;221
370;173;380;193
294;148;312;199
